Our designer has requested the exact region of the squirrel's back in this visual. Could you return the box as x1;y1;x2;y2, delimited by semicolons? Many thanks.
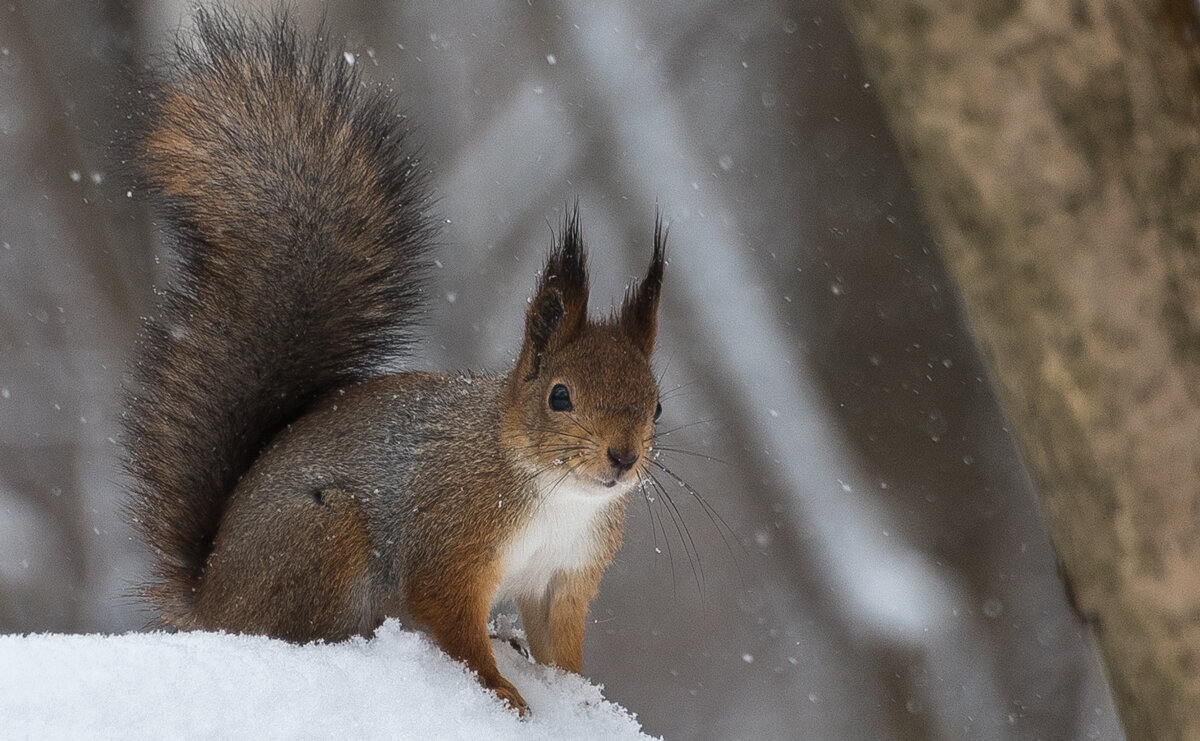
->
123;9;433;619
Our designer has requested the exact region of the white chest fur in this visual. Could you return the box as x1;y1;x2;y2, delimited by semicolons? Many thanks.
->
493;478;624;605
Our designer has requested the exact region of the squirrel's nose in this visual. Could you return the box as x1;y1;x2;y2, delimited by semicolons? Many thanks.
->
607;448;638;472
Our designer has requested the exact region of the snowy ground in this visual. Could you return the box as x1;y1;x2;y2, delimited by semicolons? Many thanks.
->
0;619;653;741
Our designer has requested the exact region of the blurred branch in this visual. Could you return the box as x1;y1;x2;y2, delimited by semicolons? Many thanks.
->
838;0;1200;737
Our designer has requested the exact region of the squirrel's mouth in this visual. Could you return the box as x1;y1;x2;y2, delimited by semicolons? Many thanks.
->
554;463;640;495
592;470;640;491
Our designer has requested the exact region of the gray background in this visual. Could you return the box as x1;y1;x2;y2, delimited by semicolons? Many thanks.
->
0;1;1123;738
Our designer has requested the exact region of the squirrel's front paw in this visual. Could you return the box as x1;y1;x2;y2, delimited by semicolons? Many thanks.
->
490;631;532;661
488;676;530;718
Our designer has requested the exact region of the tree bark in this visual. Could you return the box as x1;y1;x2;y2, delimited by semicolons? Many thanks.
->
837;0;1200;738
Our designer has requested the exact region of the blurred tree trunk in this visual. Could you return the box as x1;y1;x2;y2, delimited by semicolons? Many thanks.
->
837;0;1200;738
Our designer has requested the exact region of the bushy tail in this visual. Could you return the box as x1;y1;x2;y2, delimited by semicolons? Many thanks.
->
123;9;433;620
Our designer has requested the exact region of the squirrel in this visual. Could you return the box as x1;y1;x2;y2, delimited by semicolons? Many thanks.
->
122;10;666;716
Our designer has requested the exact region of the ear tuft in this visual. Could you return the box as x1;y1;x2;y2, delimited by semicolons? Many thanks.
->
516;204;591;379
542;203;590;330
619;213;666;356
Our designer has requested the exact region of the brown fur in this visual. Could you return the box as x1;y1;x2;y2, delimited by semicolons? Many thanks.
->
124;11;667;716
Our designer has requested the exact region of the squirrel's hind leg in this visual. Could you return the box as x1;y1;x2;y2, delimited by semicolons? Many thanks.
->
193;485;382;642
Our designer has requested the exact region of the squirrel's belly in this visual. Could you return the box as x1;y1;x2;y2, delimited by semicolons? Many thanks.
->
492;480;620;604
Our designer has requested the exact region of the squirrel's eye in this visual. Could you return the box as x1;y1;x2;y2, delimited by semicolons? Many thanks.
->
548;384;573;412
654;402;662;423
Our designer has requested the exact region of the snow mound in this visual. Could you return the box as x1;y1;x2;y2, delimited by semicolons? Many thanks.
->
0;618;655;740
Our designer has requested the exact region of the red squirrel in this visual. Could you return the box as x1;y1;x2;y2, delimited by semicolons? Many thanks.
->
123;10;665;715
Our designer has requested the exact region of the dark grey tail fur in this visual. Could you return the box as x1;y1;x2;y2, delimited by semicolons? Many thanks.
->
123;9;433;619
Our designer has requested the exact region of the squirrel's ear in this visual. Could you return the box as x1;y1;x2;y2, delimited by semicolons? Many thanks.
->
619;214;666;356
518;287;565;380
517;207;590;379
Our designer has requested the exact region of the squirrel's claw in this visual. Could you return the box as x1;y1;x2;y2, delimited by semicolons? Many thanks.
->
489;631;532;661
489;676;530;718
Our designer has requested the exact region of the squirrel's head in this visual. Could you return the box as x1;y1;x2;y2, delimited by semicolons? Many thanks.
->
503;207;665;496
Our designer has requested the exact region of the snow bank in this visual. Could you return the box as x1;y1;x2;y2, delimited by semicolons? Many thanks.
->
0;619;654;740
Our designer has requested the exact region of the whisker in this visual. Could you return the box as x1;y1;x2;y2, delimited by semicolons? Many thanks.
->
524;456;591;520
650;459;746;562
565;414;597;439
654;350;677;389
544;457;588;490
525;427;598;444
510;440;582;453
646;471;703;597
524;445;590;460
637;479;661;557
658;379;701;402
639;478;677;596
651;446;733;468
516;449;588;484
652;418;716;439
